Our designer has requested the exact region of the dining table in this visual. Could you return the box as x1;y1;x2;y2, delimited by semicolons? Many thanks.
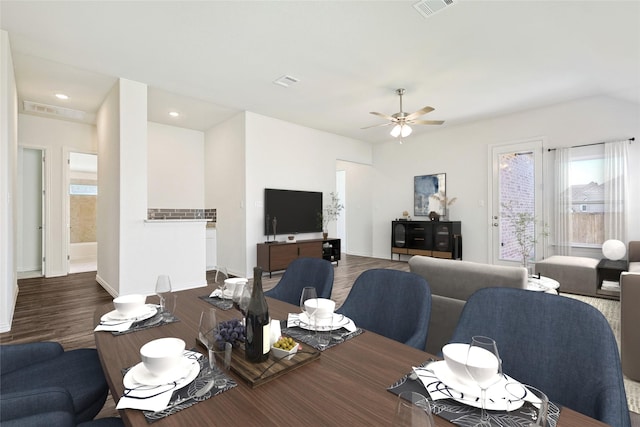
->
94;283;610;427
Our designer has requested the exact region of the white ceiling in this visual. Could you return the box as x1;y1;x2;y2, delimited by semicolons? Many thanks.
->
2;1;639;143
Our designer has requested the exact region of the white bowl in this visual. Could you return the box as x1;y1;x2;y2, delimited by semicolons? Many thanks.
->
304;298;335;319
113;294;147;316
140;337;185;377
271;339;299;361
442;343;500;385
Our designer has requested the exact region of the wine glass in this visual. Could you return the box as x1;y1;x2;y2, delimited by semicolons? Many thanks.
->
232;280;251;316
465;336;502;426
198;308;228;388
155;275;172;320
392;391;435;427
505;382;549;427
299;286;318;327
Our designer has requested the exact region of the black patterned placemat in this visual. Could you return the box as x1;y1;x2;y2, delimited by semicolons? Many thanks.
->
121;354;237;423
387;360;560;427
199;295;233;310
281;321;363;351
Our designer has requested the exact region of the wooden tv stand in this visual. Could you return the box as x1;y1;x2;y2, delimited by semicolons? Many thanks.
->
257;238;340;277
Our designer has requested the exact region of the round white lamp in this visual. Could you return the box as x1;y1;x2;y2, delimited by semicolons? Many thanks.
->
602;239;626;261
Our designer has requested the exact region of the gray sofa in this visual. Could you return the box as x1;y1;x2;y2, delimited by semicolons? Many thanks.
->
621;271;640;381
621;241;640;380
629;241;640;273
408;256;528;354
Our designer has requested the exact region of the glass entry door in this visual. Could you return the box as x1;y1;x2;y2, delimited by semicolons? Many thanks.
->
490;139;543;266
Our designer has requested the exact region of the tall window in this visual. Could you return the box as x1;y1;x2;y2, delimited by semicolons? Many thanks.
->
569;148;604;247
554;140;628;254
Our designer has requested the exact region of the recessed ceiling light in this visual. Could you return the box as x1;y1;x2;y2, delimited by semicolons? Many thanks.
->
55;93;69;100
169;111;180;117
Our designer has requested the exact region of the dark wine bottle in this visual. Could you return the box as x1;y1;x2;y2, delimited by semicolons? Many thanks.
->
245;266;270;363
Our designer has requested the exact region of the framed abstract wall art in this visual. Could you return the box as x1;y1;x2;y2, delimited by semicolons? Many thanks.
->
414;173;446;217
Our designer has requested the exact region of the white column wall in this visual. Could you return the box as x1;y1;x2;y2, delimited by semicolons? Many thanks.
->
0;30;18;333
204;113;246;278
96;81;121;294
97;79;206;297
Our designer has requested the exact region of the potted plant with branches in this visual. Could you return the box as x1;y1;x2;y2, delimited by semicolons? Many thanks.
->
501;202;548;274
319;192;344;239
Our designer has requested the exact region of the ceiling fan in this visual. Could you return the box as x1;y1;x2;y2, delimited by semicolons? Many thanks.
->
363;88;444;140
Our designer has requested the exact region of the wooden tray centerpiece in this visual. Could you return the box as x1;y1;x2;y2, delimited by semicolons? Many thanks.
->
198;337;320;388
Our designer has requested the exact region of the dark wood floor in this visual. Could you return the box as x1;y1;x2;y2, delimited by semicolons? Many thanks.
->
0;254;408;350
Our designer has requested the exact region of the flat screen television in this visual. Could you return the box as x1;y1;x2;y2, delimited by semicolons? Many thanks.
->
264;188;323;235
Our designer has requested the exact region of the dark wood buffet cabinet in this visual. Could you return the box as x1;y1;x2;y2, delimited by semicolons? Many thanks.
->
391;220;462;260
257;238;341;277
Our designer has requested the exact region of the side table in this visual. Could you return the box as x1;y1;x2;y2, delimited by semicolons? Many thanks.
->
527;275;560;294
596;258;627;300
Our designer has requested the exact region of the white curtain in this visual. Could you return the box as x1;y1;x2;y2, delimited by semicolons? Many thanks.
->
604;140;629;241
553;147;572;256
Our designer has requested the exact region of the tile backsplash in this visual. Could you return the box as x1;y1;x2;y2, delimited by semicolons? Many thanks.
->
147;208;216;222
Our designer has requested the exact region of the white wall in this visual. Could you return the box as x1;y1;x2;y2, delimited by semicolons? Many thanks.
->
97;79;207;297
336;160;374;257
96;81;121;293
148;122;204;209
204;111;373;278
371;95;640;263
18;114;96;276
0;30;18;333
243;112;372;277
204;113;246;278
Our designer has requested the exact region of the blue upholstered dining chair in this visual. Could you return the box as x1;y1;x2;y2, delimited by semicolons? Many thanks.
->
449;287;631;427
336;268;431;350
0;342;116;426
264;257;334;306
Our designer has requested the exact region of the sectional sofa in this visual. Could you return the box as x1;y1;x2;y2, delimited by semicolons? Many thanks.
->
408;256;528;355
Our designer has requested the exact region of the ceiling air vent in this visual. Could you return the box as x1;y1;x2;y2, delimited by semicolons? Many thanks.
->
23;100;87;121
273;75;300;88
413;0;455;18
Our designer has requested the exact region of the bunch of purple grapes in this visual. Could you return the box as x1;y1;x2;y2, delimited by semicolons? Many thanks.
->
215;318;246;350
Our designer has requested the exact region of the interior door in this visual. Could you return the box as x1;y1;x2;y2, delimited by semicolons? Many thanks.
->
18;147;44;274
489;139;543;266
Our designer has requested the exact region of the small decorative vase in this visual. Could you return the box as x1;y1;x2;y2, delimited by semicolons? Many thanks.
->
322;230;328;240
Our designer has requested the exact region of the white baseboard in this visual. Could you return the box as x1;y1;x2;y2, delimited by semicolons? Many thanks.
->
96;273;118;298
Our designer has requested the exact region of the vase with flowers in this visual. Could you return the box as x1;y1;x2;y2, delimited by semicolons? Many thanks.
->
430;191;457;221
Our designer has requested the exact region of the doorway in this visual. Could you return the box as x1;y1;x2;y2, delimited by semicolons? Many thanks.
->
336;170;346;253
17;147;45;278
489;139;543;266
67;152;98;273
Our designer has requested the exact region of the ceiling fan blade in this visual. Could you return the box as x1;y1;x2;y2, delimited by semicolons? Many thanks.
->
370;111;397;121
361;122;393;130
405;106;435;121
409;119;445;125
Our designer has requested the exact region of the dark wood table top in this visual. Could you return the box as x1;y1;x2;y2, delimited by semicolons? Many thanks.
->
94;284;608;427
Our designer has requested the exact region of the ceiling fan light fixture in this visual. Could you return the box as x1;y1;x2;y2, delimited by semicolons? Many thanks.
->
390;124;412;138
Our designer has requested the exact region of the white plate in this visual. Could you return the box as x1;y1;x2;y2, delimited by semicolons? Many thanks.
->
430;361;523;411
101;304;158;322
297;312;350;331
124;356;200;387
